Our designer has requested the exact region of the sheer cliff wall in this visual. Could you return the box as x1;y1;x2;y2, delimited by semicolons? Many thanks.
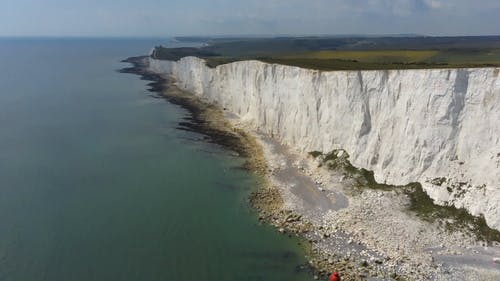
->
148;57;500;230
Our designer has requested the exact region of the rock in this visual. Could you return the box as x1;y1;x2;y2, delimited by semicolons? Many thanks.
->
147;57;500;281
149;56;500;232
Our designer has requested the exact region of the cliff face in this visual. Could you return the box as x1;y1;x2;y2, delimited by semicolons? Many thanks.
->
148;57;500;231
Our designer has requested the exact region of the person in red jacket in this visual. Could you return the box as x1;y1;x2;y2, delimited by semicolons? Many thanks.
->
329;272;341;281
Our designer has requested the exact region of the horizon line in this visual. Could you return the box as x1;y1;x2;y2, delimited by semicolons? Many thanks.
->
1;33;500;39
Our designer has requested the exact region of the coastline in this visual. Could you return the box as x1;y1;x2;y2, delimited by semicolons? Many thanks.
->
120;56;356;280
121;56;500;281
148;56;500;234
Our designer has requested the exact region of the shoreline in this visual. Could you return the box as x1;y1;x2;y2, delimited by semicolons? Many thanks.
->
121;56;343;279
120;56;267;173
121;56;500;281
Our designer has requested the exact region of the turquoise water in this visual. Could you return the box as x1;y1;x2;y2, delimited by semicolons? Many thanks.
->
0;39;311;281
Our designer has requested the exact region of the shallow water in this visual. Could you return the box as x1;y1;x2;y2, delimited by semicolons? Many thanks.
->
0;38;311;281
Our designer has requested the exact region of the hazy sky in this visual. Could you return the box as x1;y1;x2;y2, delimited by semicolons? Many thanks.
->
1;0;498;37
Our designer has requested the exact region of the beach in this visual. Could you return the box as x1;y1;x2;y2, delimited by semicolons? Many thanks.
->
124;55;500;281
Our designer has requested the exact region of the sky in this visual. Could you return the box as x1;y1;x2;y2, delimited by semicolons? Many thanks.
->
0;0;498;37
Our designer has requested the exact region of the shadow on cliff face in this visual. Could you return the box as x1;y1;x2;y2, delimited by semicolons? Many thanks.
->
310;150;500;243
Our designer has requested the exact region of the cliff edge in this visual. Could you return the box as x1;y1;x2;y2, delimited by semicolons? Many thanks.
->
148;56;500;231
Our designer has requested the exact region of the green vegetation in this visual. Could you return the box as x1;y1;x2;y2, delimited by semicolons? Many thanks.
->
209;49;500;70
308;151;323;158
403;183;500;242
313;150;500;242
284;50;439;61
256;57;444;71
153;36;500;70
200;36;500;56
315;150;394;191
151;46;219;61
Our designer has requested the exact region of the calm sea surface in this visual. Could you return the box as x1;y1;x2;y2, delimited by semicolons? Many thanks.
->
0;38;311;281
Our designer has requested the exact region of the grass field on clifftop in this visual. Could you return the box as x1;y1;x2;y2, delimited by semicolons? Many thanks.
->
255;49;500;70
153;36;500;70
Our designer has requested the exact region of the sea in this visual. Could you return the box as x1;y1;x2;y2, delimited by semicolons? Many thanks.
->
0;38;311;281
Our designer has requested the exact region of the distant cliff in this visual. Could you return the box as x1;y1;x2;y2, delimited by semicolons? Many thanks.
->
148;56;500;231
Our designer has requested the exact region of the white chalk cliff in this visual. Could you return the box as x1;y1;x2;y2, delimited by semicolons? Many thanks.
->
148;56;500;231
